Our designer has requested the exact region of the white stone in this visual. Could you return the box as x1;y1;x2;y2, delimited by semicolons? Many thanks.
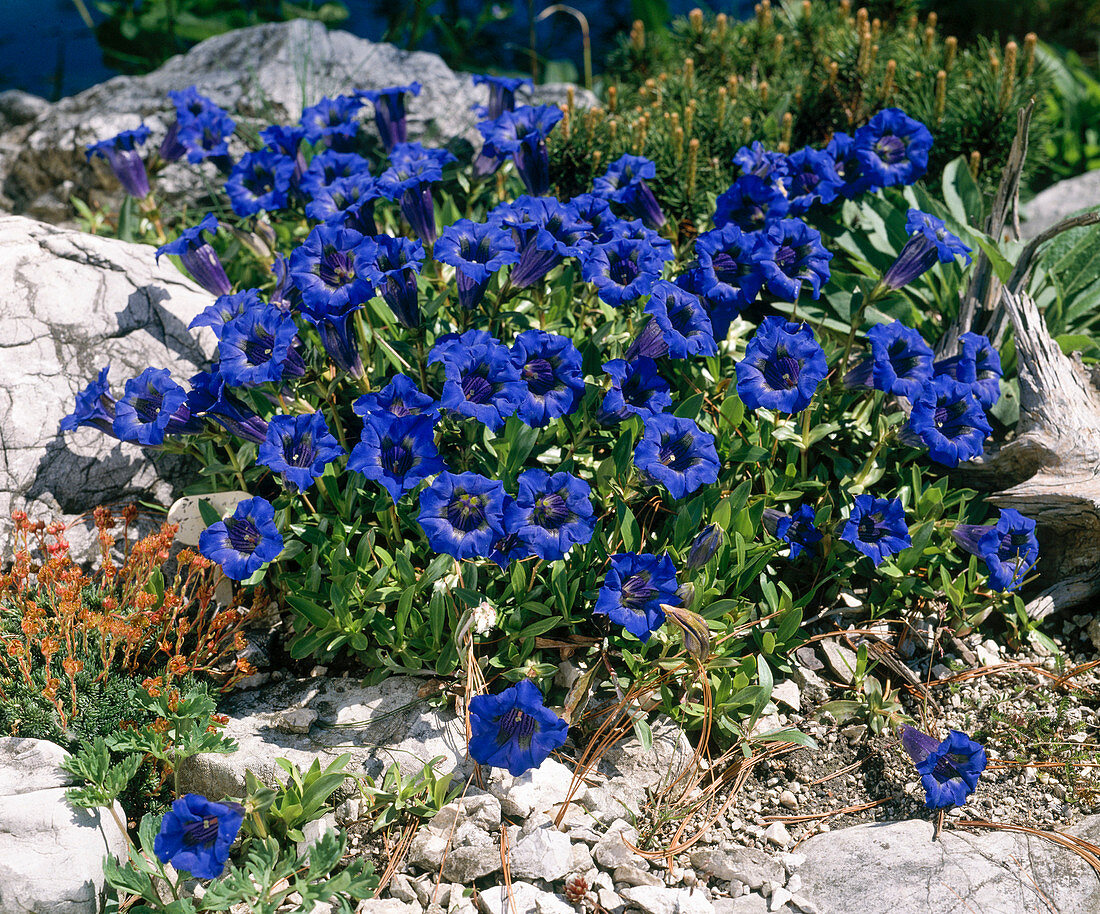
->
510;825;574;882
771;679;801;712
491;757;581;819
619;885;714;914
476;881;573;914
764;822;791;848
768;887;792;912
167;490;252;546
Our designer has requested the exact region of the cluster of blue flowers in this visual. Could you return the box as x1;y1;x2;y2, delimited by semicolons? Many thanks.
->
66;79;1037;782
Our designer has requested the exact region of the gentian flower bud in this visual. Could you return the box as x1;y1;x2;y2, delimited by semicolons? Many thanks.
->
86;126;151;199
357;83;421;152
155;213;231;297
685;524;723;570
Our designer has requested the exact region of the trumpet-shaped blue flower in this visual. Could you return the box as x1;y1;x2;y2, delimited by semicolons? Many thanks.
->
358;83;421;151
844;320;934;401
883;209;972;291
289;224;378;316
198;496;283;581
472;73;533;119
693;224;774;314
468;679;568;776
505;469;595;561
626;281;715;361
933;332;1002;409
166;88;235;165
156;213;231;297
60;366;117;436
85;125;151;198
854;108;933;188
841;495;911;566
350;412;444;503
225;150;295;216
582;236;668;307
759;219;833;301
189;289;261;339
478;106;562;195
219;306;304;387
826;131;877;197
635;414;720;499
430;331;526;431
113;367;190;446
365;234;425;330
306;173;383;234
299;95;363;149
597;358;671;424
594;552;679;642
185;368;269;444
901;726;988;809
494;196;591;288
353;374;438;422
732;142;790;182
784;147;844;214
952;508;1039;593
153;794;244;880
435;218;520;309
379;143;456;243
418;471;506;560
593;154;666;229
736;316;828;414
510;330;585;427
299;150;371;200
258;412;345;492
714;175;790;231
764;505;824;559
906;377;991;467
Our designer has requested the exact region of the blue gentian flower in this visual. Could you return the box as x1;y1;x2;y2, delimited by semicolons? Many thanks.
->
85;125;151;198
306;173;383;235
494;196;591;288
155;213;231;297
844;320;934;401
694;224;774;315
854;108;934;188
472;73;533;119
759;218;833;301
713;175;791;231
489;520;533;569
764;505;824;559
435;218;521;309
468;679;568;776
353;374;439;421
626;281;716;361
736;316;828;414
185;368;269;444
189;289;261;339
260;123;308;162
219;306;304;387
366;234;425;329
901;726;988;809
418;471;507;560
597;358;672;425
379;142;456;243
153;794;244;880
593;552;679;642
113;367;190;446
905;377;991;467
841;495;911;566
479;105;563;195
505;469;595;561
60;366;117;436
257;412;345;492
953;508;1039;593
429;331;526;431
299;150;371;200
510;330;586;427
349;412;444;503
167;88;235;164
933;332;1002;409
826;131;876;197
357;83;421;151
582;236;668;307
732;142;790;182
883;209;972;291
593;154;666;230
570;193;624;242
198;496;284;581
289;224;377;316
225;150;295;217
300;94;363;150
784;147;844;214
685;524;724;570
635;414;720;499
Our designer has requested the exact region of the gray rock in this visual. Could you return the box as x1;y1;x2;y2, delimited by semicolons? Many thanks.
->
491;757;581;819
476;882;573;914
356;901;418;914
596;715;694;818
798;817;1100;914
1021;171;1100;239
296;811;337;861
599;888;626;914
178;676;467;799
0;216;214;562
818;641;858;685
0;90;48;131
620;885;715;914
767;887;791;912
0;737;128;914
509;825;574;882
441;844;501;884
613;864;662;887
388;874;420;905
688;848;785;892
0;19;595;223
408;827;450;872
763;822;791;849
713;896;768;914
433;793;501;834
594;819;639;870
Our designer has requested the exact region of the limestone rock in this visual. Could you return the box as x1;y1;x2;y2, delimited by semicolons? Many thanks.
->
798;817;1100;914
178;676;467;799
490;757;581;819
0;216;215;562
1021;171;1100;239
688;848;784;892
509;824;574;882
595;715;694;818
0;737;128;914
477;882;573;914
0;19;595;223
620;885;715;914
